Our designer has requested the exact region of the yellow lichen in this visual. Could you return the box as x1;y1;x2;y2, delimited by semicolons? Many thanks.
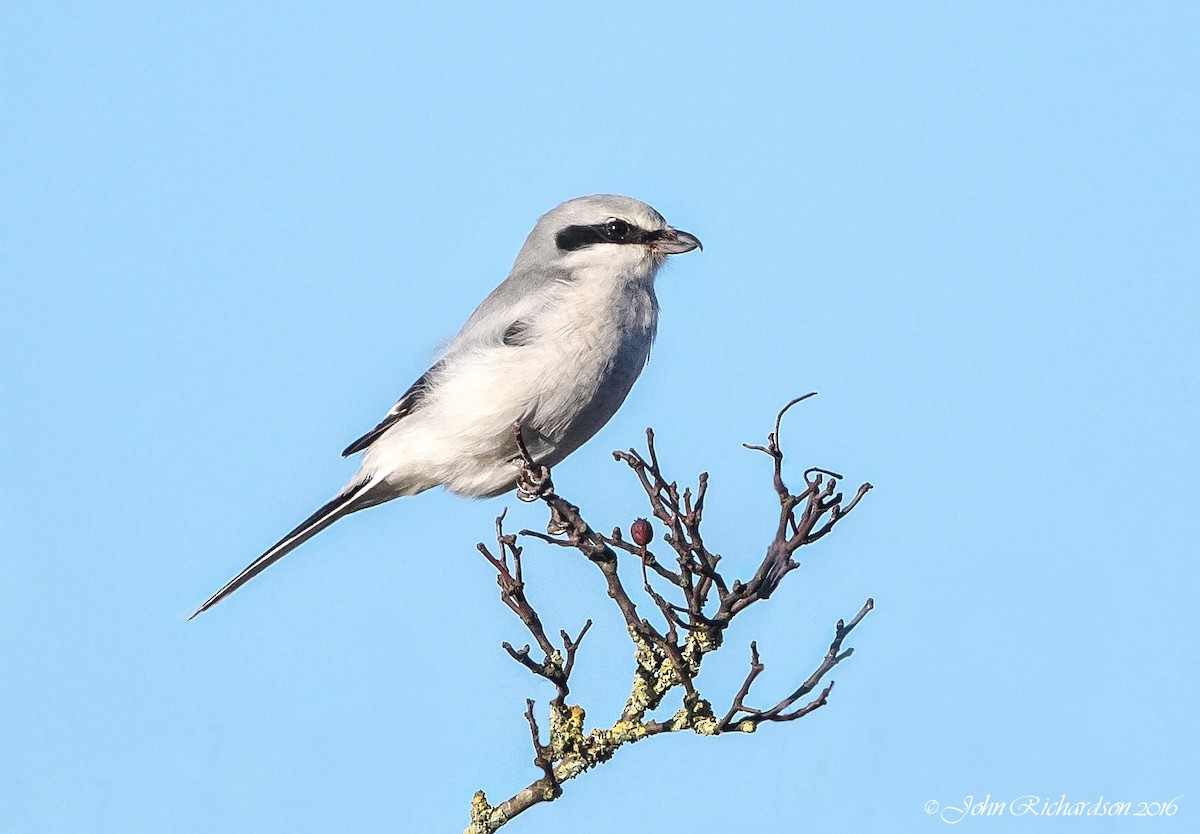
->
470;790;491;818
548;703;586;760
466;790;501;834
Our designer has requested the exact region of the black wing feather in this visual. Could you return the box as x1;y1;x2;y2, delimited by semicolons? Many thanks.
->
341;364;439;457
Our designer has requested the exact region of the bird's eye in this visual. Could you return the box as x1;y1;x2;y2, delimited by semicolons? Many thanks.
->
605;218;631;241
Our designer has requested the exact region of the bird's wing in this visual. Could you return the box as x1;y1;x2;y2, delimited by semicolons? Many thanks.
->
455;265;572;342
342;269;567;457
341;364;440;457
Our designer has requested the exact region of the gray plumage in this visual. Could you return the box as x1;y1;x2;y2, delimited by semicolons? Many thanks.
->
192;194;701;618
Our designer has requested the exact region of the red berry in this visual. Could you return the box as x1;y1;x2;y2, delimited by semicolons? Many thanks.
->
631;518;653;547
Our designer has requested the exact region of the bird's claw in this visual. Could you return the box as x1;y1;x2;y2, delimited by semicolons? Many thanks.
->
512;420;554;502
516;461;554;503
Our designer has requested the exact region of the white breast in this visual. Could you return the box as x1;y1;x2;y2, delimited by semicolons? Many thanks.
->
362;263;660;499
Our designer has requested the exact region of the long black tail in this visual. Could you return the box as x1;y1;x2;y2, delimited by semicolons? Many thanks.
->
190;478;375;619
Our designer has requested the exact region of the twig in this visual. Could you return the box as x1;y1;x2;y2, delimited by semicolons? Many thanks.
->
719;598;875;731
466;399;874;834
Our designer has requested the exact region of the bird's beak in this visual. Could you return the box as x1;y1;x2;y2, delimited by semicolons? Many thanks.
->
653;227;703;255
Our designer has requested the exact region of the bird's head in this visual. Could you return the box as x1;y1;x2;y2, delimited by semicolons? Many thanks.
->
512;194;702;279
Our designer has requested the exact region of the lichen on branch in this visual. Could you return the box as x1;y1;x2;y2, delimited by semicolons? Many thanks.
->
465;397;873;834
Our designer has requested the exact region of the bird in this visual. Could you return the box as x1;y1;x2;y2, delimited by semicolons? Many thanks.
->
191;195;702;618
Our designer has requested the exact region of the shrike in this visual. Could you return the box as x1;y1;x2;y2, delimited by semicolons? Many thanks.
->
192;195;701;617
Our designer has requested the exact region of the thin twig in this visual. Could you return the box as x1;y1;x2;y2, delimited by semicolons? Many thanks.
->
467;399;874;834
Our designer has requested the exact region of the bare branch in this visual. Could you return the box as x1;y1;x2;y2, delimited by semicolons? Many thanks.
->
719;598;874;732
719;641;765;728
714;397;873;623
466;399;874;834
525;699;558;791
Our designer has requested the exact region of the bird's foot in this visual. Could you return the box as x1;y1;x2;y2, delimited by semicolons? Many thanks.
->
512;421;554;502
516;460;554;503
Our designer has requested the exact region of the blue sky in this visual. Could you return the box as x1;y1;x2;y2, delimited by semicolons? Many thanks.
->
2;2;1197;831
